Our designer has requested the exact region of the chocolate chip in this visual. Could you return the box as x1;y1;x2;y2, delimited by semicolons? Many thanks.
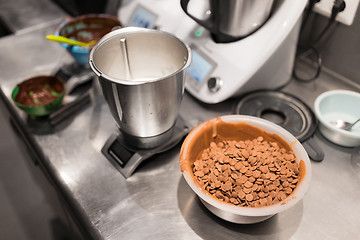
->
192;136;301;208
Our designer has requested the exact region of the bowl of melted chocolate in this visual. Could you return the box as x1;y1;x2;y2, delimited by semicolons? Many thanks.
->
179;115;311;224
56;14;121;65
11;75;65;117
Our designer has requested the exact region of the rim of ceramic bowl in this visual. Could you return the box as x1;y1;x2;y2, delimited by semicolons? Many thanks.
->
180;115;312;217
314;90;360;137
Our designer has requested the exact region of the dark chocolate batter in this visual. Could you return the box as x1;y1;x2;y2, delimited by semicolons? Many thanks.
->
15;76;64;106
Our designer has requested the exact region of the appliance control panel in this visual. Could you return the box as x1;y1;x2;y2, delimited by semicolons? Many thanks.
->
127;5;158;29
185;43;218;92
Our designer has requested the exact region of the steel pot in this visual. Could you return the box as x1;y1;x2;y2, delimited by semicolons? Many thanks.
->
89;27;192;147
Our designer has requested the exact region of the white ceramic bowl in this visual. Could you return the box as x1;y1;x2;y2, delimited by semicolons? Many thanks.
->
179;115;311;224
314;90;360;147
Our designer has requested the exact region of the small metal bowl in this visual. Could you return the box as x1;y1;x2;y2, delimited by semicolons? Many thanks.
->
55;14;121;65
314;90;360;147
179;115;311;224
11;75;65;117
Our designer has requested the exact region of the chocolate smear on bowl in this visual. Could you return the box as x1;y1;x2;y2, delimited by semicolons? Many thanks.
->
59;15;121;47
15;76;64;107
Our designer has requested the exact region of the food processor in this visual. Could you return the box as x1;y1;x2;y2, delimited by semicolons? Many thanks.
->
118;0;307;104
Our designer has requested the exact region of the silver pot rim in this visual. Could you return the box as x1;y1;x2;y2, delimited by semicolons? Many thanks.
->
89;27;192;85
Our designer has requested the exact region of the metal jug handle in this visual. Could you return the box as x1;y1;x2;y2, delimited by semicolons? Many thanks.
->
180;0;217;34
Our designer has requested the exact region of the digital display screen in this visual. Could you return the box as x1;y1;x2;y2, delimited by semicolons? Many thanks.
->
129;6;157;28
186;49;214;83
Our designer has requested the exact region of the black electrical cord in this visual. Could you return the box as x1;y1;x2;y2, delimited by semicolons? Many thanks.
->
313;0;346;46
293;0;346;82
300;0;321;33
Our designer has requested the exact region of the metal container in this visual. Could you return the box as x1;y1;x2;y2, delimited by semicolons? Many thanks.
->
181;0;275;42
89;27;192;148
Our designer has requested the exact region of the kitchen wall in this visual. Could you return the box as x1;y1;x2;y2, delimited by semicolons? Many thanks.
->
50;0;121;16
299;5;360;85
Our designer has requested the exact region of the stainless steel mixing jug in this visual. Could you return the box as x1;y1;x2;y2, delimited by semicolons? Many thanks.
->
181;0;275;42
89;27;192;148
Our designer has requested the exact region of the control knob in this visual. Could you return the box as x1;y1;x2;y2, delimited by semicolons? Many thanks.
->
207;77;222;93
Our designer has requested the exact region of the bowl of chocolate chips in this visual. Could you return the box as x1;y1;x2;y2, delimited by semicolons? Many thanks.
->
179;115;311;224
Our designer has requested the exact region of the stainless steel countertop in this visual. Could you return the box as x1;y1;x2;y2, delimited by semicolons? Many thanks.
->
0;0;66;33
1;11;360;240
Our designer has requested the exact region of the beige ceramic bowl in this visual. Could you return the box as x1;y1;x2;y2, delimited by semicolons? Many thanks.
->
179;115;311;224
